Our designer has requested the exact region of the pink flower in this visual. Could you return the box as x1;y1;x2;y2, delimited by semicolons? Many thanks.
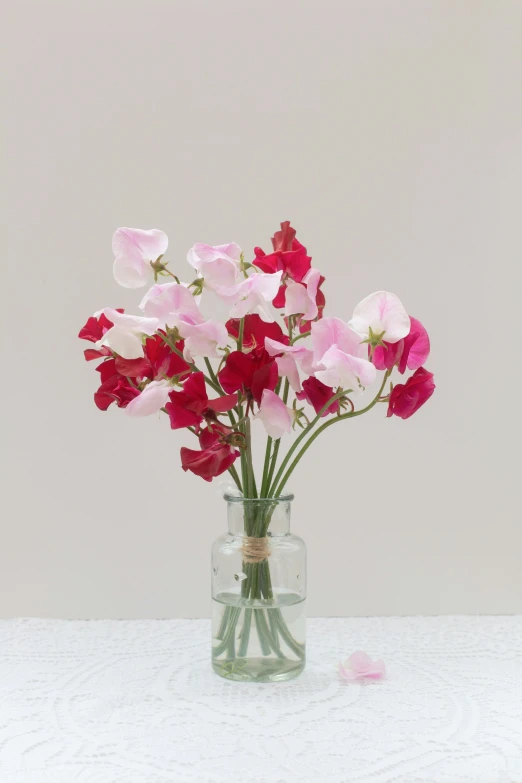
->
311;317;376;391
178;319;229;362
387;367;435;419
264;337;314;392
349;291;410;345
339;651;386;681
125;380;172;417
284;268;322;322
187;243;242;290
255;389;292;439
213;271;283;322
95;308;159;359
112;227;168;288
139;282;202;328
373;316;430;373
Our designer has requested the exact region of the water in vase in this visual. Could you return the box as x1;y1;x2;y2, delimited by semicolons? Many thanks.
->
212;588;306;682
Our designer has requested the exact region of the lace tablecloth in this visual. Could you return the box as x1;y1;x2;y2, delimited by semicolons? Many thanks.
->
1;617;521;783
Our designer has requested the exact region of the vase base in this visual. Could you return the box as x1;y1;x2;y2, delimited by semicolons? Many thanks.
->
212;656;305;683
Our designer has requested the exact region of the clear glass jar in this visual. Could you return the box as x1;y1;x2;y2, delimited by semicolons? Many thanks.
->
211;493;306;682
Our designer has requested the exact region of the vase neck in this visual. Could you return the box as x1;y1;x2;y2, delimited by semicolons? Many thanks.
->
225;496;293;537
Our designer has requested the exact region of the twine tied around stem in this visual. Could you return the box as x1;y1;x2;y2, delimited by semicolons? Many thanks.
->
241;535;271;563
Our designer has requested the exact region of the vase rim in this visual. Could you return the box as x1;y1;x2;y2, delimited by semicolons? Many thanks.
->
223;492;294;504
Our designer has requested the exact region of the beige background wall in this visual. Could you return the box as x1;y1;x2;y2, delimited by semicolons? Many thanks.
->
2;0;521;618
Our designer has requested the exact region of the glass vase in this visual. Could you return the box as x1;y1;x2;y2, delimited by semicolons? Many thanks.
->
211;493;306;682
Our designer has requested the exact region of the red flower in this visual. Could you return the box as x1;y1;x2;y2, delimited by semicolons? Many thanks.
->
108;334;191;380
226;314;288;355
387;367;435;420
253;221;311;284
78;311;122;361
218;350;278;405
142;333;191;379
165;372;238;430
93;358;139;411
296;377;339;417
180;425;240;482
373;317;430;374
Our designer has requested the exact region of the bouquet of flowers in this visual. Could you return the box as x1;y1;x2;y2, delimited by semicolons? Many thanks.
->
79;221;434;681
79;221;434;494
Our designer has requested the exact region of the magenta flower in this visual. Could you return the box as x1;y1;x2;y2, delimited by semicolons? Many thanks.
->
373;316;430;374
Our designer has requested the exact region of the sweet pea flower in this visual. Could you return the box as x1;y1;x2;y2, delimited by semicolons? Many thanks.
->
179;319;229;363
125;380;173;417
387;367;435;419
311;317;376;391
139;282;203;328
349;291;410;346
373;316;430;373
296;377;340;417
165;372;238;430
253;221;311;283
112;227;168;288
93;358;140;411
187;243;242;290
213;271;283;322
78;310;121;360
256;389;292;439
264;337;314;392
180;425;240;482
123;335;192;417
94;308;159;360
284;268;322;322
219;349;278;405
339;651;386;681
226;314;288;354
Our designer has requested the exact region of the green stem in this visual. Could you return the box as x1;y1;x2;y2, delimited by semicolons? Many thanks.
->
267;388;347;497
260;437;273;498
204;356;237;427
227;464;243;493
254;610;272;656
244;416;257;498
273;371;392;497
237;609;252;657
291;330;311;344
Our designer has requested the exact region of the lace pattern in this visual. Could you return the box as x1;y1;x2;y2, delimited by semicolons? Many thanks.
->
0;616;521;782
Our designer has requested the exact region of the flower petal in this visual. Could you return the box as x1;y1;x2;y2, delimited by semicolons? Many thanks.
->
255;389;292;439
349;291;410;344
112;228;168;289
276;354;302;392
339;651;386;681
179;320;229;361
315;345;376;390
139;281;203;326
187;243;242;290
97;327;145;360
125;380;172;416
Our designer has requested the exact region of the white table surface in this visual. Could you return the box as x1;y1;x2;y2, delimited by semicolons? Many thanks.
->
0;617;521;783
